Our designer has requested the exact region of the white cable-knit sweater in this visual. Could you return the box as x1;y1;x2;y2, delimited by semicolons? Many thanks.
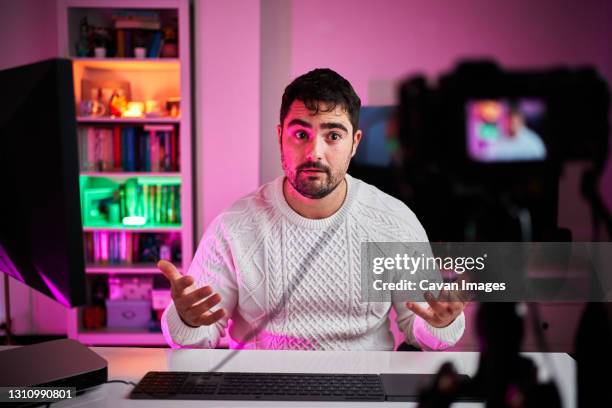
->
161;174;465;350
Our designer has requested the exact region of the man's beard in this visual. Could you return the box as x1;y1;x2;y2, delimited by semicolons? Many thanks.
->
282;158;346;199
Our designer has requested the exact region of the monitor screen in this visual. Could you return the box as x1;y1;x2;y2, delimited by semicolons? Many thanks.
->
0;59;86;307
352;106;395;168
466;99;547;163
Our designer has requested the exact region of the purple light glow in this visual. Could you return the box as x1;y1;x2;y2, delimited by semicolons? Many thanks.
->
0;243;25;282
37;266;71;308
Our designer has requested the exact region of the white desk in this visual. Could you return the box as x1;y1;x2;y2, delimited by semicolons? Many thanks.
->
16;347;575;408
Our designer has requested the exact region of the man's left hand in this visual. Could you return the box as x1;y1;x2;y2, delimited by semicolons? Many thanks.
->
406;290;467;328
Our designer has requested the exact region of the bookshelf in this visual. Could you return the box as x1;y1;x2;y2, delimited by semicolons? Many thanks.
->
58;0;192;347
77;117;181;124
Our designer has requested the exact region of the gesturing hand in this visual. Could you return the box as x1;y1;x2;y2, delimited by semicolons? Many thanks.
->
406;290;467;328
157;260;226;328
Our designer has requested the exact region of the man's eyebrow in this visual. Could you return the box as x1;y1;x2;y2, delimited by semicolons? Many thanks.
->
287;118;312;128
320;122;349;133
286;119;349;133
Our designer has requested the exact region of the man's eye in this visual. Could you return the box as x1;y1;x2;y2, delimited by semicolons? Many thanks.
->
295;131;307;140
329;132;342;141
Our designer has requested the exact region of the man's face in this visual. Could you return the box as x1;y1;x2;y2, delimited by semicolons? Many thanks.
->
505;111;525;137
278;100;362;199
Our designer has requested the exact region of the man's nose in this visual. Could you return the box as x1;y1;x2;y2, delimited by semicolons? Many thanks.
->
305;135;325;161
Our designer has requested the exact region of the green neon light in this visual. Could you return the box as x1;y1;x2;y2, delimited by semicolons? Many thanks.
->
122;216;147;226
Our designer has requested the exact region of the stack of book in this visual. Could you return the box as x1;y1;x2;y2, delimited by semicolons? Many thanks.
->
113;10;165;58
117;181;182;226
84;231;181;265
78;125;179;172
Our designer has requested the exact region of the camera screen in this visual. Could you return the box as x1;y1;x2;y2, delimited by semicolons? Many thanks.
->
466;99;547;162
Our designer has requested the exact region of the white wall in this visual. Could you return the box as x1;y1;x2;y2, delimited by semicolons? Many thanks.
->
194;0;261;238
259;0;291;185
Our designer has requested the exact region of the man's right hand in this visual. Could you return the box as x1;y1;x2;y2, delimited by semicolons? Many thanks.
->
157;260;226;327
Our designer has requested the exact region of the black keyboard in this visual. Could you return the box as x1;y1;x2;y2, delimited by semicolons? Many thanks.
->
131;372;384;401
130;371;475;402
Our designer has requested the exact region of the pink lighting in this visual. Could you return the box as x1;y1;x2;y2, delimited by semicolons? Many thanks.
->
37;266;71;308
0;244;25;282
229;332;315;350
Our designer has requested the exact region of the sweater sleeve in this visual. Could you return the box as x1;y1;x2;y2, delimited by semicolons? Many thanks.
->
391;241;466;350
394;301;465;350
161;216;239;348
391;204;465;350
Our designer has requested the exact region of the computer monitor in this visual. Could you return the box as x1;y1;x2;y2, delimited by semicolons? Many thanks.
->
0;58;86;307
352;106;395;168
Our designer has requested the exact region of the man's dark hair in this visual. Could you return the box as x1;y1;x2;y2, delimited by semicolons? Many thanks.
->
280;68;361;135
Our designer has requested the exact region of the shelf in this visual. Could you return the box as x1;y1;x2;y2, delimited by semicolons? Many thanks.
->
81;171;181;178
62;0;193;349
76;329;167;346
72;58;180;71
75;329;230;348
86;264;181;274
83;225;182;232
77;116;180;124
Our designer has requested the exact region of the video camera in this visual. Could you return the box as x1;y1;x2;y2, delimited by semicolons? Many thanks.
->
398;61;610;241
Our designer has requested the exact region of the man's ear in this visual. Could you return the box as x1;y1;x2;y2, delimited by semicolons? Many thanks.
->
277;124;282;145
351;130;363;157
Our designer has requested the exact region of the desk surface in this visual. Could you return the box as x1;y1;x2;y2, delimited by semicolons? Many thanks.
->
4;347;576;408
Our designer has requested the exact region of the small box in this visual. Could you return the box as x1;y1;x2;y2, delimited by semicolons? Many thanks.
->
108;276;153;300
151;289;172;311
106;299;151;329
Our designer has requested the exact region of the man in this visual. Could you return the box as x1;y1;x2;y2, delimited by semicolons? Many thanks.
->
486;105;547;161
159;68;465;350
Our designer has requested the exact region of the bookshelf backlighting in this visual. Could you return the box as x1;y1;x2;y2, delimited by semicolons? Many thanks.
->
122;216;147;226
80;176;181;228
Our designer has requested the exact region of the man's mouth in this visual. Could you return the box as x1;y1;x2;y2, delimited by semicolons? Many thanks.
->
301;168;326;173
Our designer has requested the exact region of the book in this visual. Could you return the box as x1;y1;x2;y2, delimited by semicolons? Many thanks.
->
143;132;150;171
163;185;169;224
155;184;162;224
115;20;161;30
137;184;144;217
113;126;121;170
150;130;159;171
100;231;109;264
119;185;127;220
127;232;133;264
142;184;149;224
131;232;138;263
102;128;113;171
175;185;180;223
135;130;142;171
125;127;135;171
157;132;165;171
116;29;125;58
120;231;127;261
168;185;175;223
170;127;177;171
121;128;127;171
148;31;162;57
124;29;132;57
92;232;99;263
163;131;171;170
112;232;119;264
149;185;156;223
